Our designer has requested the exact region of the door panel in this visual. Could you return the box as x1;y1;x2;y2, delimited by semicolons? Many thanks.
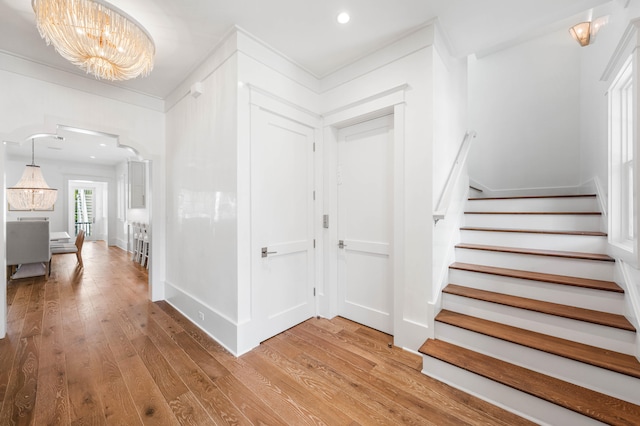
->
338;115;394;334
251;107;315;342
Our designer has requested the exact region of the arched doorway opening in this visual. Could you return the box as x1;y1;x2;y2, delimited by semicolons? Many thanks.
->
2;124;154;335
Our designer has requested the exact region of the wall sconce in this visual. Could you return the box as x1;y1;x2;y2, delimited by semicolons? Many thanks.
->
569;22;591;47
569;16;609;47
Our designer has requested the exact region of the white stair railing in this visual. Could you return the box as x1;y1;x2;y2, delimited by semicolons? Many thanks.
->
433;130;477;225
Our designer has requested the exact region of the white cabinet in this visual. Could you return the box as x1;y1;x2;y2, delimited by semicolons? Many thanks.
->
129;161;146;209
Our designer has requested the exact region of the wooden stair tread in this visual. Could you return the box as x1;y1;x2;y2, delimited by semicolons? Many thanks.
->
443;284;635;331
419;339;640;425
455;243;614;262
460;226;607;236
436;310;640;379
464;211;601;215
468;194;596;201
450;262;622;292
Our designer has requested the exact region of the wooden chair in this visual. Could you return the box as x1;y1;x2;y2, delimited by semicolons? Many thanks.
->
50;229;85;268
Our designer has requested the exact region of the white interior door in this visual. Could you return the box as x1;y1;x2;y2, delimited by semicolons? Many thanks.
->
337;115;394;334
251;107;316;343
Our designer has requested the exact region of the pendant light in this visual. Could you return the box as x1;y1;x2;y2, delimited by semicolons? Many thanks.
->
7;137;59;211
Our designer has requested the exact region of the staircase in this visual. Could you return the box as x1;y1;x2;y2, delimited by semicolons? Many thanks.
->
420;194;640;425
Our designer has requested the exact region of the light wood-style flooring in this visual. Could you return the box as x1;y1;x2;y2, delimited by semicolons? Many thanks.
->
0;241;534;425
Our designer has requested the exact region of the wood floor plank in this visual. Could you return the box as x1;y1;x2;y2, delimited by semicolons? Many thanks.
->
153;301;236;365
0;242;534;425
33;364;70;425
97;377;143;425
0;337;20;414
131;335;189;402
0;335;40;426
142;319;248;425
131;334;216;425
63;320;107;425
286;325;476;426
214;374;288;425
167;391;215;426
299;320;534;426
224;356;318;425
270;331;441;425
6;281;34;324
252;344;356;425
116;354;178;426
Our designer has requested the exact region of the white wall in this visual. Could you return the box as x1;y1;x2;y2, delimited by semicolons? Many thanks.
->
164;39;240;353
468;29;582;194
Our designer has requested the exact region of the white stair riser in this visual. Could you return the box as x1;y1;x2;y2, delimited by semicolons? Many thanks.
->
466;197;599;212
448;270;625;314
460;230;607;253
454;248;614;281
421;355;606;426
464;213;601;232
443;294;636;355
435;323;640;405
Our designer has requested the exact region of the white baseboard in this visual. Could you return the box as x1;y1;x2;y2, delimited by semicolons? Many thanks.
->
164;280;239;356
395;316;431;350
110;238;128;251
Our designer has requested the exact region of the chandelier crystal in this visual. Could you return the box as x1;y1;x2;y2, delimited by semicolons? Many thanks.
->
31;0;155;81
7;139;58;211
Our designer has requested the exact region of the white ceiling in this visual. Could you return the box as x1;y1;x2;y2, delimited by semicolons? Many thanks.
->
0;0;611;164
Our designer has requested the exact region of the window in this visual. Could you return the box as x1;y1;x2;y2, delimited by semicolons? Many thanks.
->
609;56;636;252
74;188;94;237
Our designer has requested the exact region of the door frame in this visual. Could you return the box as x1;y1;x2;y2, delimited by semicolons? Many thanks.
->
321;87;407;337
68;180;108;241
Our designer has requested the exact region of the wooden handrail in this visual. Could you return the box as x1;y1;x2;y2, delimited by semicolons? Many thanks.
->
433;130;477;225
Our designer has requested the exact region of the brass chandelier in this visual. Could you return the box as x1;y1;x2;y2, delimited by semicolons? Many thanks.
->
31;0;155;81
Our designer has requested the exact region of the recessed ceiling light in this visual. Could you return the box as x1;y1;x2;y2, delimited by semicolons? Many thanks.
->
99;143;107;147
337;12;350;24
90;155;96;159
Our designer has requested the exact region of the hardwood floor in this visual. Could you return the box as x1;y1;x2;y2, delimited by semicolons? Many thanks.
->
0;241;534;425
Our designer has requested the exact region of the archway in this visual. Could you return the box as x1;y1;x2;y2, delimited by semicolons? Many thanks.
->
2;124;156;337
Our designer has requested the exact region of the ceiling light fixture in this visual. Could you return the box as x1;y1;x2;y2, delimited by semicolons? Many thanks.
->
337;12;350;24
7;135;62;211
31;0;155;80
